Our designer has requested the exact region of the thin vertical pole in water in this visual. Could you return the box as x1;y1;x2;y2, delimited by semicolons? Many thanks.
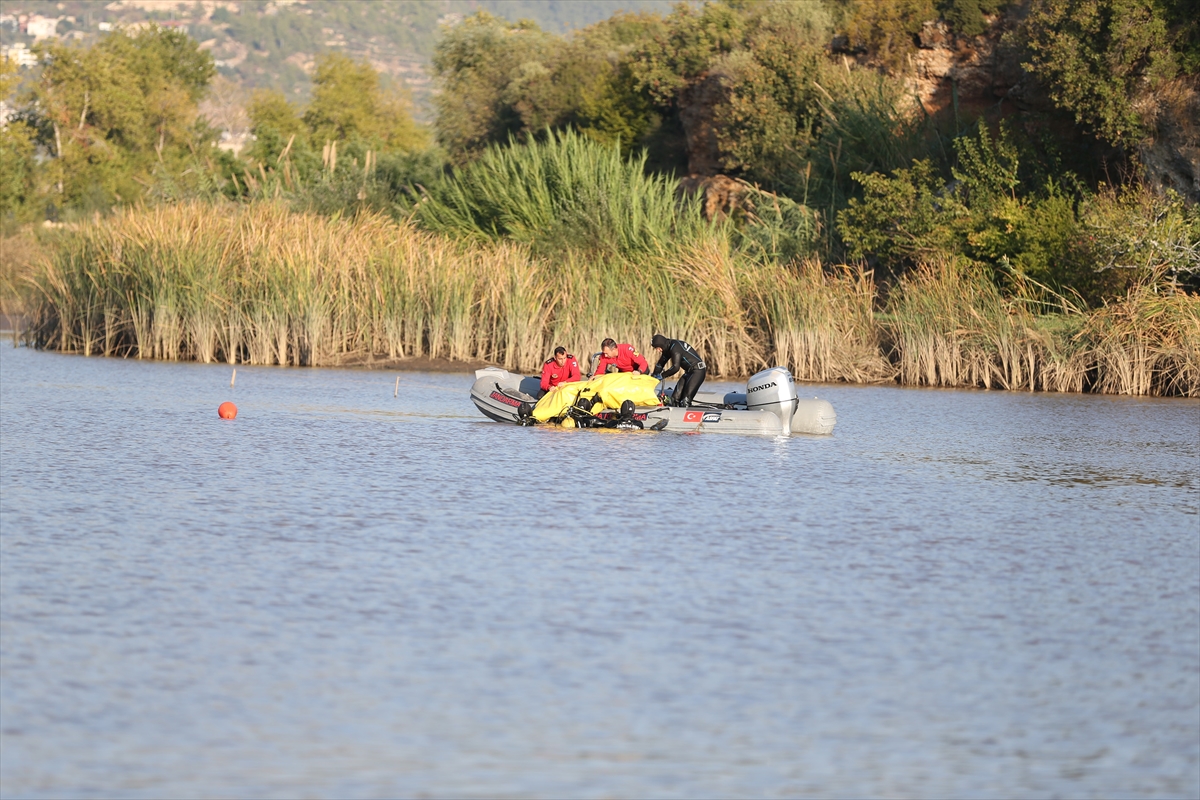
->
230;368;237;388
394;376;400;398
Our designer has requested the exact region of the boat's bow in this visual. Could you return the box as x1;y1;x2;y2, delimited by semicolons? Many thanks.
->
470;367;541;423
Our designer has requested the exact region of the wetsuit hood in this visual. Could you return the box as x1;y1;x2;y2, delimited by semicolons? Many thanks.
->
651;334;670;351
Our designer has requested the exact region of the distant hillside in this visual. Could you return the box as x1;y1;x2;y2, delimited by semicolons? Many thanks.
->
0;0;678;116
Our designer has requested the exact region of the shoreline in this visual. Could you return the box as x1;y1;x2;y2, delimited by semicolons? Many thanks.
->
330;353;497;374
11;345;1200;399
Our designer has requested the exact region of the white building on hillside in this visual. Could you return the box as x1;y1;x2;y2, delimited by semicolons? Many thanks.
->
1;42;39;68
25;15;60;41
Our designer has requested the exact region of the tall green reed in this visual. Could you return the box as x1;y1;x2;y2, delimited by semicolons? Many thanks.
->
410;128;711;260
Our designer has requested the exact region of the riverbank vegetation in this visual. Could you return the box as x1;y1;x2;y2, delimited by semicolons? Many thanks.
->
2;0;1198;396
21;200;1199;396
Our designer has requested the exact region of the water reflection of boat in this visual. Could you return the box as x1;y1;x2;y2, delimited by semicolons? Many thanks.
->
470;366;836;436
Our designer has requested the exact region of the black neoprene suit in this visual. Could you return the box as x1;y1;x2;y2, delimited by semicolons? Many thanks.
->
652;336;707;407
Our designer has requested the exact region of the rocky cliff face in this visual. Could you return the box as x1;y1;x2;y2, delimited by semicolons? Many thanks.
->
1138;77;1200;202
907;17;1035;117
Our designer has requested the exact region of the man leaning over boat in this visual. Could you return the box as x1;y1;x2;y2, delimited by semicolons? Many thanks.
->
651;334;707;408
592;338;649;377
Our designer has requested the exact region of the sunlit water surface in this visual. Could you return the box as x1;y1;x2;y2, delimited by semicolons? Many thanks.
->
1;345;1197;799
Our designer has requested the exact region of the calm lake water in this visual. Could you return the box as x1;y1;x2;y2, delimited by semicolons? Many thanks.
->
1;344;1197;799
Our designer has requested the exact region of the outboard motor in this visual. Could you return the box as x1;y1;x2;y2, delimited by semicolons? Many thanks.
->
746;367;798;434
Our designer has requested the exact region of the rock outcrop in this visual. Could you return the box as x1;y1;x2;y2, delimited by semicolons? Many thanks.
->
677;174;748;221
1137;77;1200;202
906;16;1198;202
907;16;1045;118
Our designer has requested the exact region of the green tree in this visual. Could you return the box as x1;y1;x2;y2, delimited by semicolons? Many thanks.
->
703;3;836;191
24;26;218;210
302;52;426;152
432;11;668;165
541;13;666;152
838;159;963;271
626;0;748;106
626;1;919;205
1020;0;1178;145
0;55;38;222
936;0;1006;37
241;56;434;214
432;12;562;163
248;89;307;144
836;122;1143;302
245;88;318;181
844;0;936;71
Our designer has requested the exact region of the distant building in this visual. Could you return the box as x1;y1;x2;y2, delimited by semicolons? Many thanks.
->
25;15;60;41
105;1;242;15
1;42;39;68
218;130;252;155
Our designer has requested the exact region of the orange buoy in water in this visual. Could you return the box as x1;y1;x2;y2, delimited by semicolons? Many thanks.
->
218;401;238;419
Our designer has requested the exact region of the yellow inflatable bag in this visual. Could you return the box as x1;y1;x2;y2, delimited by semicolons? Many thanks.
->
589;372;663;409
531;372;662;422
531;381;586;422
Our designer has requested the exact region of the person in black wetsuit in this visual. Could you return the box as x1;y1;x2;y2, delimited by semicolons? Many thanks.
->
650;334;707;407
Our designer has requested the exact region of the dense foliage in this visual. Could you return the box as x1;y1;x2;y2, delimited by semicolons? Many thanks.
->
1019;0;1180;145
10;27;230;215
422;1;1196;299
838;122;1199;300
2;0;1197;310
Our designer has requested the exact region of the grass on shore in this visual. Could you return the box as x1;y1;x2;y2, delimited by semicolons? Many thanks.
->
17;202;770;376
13;201;1200;397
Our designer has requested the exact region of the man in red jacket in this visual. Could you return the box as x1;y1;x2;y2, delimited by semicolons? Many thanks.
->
592;337;649;377
540;346;581;392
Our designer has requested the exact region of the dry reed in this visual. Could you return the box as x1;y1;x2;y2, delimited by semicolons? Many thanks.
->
18;202;1200;396
1084;282;1200;397
885;259;1200;396
751;259;895;383
19;202;769;376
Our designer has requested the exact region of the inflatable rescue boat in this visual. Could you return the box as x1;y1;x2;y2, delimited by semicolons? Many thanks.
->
470;366;836;436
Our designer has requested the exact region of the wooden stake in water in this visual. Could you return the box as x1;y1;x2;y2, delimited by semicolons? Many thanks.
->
230;368;237;388
394;376;400;398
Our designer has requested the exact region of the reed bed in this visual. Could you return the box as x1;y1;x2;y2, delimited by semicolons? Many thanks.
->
1083;282;1200;397
18;202;1200;396
884;259;1200;396
20;202;766;376
885;258;1092;393
750;259;895;384
0;227;49;321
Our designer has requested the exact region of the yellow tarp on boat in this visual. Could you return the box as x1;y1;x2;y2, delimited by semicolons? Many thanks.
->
531;381;587;422
532;372;662;422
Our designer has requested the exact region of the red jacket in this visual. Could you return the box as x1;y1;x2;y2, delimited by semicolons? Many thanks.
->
540;354;581;391
592;343;649;377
